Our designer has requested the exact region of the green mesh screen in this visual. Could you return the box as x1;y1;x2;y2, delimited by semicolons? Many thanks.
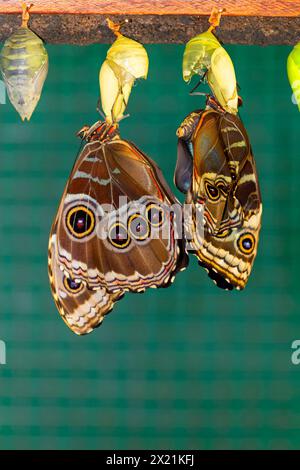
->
0;44;299;450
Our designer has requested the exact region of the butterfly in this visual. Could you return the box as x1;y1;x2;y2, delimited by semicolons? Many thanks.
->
174;96;262;290
49;121;188;334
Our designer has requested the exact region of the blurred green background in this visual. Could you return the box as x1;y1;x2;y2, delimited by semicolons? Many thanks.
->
0;43;299;450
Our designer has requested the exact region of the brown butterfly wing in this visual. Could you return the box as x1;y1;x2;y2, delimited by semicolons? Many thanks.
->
48;225;122;335
176;109;262;290
53;137;187;293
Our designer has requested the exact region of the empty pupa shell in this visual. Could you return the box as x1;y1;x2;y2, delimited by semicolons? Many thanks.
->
183;31;220;81
183;30;238;114
99;34;148;123
287;43;300;111
100;60;134;124
0;25;48;121
106;35;149;81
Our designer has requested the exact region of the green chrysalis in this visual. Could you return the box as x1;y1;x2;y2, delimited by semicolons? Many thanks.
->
182;8;238;115
0;3;48;121
287;43;300;111
99;19;148;123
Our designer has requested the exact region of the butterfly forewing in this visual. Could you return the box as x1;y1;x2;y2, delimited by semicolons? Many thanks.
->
54;138;186;291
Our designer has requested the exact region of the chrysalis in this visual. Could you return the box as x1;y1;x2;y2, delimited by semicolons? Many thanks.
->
182;8;238;114
0;2;48;121
99;19;149;123
287;42;300;111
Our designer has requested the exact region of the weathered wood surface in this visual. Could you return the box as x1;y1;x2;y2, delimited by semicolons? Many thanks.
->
0;1;299;16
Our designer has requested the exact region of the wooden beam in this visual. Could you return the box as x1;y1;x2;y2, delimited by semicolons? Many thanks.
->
0;1;299;16
0;1;299;44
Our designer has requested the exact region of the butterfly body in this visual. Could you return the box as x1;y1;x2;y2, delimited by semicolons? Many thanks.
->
175;101;262;290
49;121;187;334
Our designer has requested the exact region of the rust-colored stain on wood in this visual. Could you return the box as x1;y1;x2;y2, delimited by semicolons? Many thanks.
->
0;0;299;17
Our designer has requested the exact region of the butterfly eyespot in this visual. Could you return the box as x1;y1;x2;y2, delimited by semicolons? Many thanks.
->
128;214;150;241
108;222;131;249
216;182;228;195
205;182;220;201
63;276;84;294
146;204;165;228
66;206;95;239
237;233;255;255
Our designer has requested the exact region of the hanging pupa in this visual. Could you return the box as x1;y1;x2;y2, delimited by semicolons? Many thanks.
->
287;42;300;111
182;7;238;114
0;2;48;121
99;18;149;123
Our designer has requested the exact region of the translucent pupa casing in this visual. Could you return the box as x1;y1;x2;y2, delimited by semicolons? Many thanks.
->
0;25;48;121
99;33;149;123
183;30;238;114
287;42;300;111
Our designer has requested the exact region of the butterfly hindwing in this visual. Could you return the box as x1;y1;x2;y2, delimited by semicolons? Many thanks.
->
48;225;123;335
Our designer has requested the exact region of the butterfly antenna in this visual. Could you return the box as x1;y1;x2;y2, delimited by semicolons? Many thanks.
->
118;113;130;122
189;72;208;94
189;91;209;98
96;98;106;119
